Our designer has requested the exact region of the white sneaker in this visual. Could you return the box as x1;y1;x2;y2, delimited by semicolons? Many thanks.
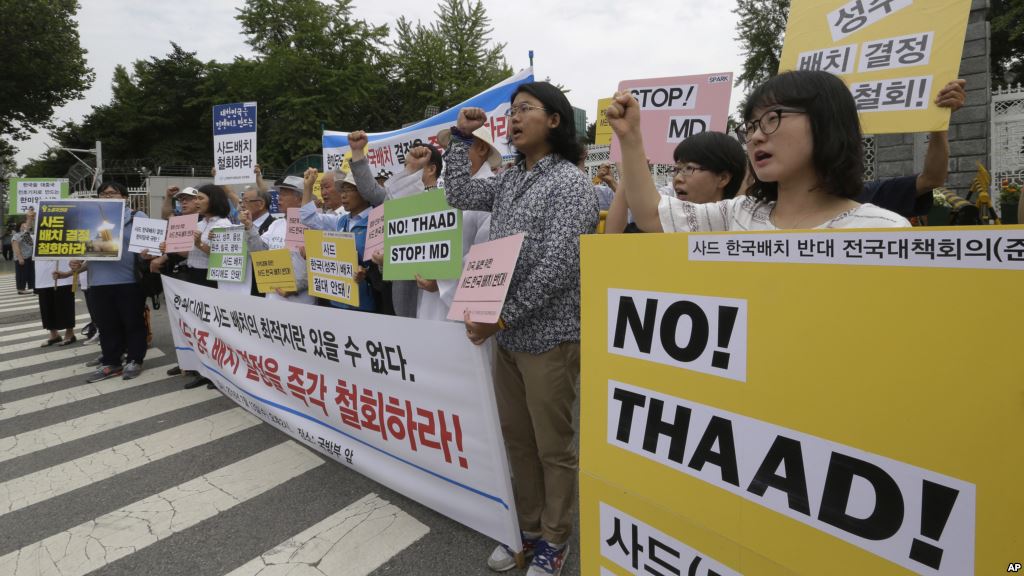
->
487;533;540;572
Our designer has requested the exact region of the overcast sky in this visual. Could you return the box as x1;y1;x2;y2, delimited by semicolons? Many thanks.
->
15;0;746;167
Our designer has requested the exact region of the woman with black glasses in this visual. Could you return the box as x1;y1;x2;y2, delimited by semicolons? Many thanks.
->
609;70;909;232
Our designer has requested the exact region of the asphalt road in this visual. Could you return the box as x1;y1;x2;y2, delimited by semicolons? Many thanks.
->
0;272;581;576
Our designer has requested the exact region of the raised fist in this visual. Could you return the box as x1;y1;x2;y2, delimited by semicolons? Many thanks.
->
456;107;487;134
606;91;643;142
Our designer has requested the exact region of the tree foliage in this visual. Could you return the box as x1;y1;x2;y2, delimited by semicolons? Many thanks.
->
0;0;94;140
22;0;513;176
733;0;791;96
991;0;1024;86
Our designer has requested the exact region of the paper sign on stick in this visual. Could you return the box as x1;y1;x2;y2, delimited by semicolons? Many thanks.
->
447;234;524;322
779;0;972;134
165;214;199;253
128;217;168;256
610;72;733;165
252;248;297;293
363;204;386;261
207;226;248;283
213;102;257;185
305;229;360;306
32;199;126;261
595;98;614;146
285;208;306;250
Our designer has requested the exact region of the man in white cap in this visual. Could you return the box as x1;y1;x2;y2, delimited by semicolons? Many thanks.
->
412;126;501;321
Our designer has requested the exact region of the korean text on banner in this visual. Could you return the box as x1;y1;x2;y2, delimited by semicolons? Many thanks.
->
9;178;69;215
383;189;462;281
213;102;257;185
305;229;360;307
322;68;534;174
447;234;524;322
579;227;1024;576
207;226;248;283
128;216;167;256
163;277;520;551
610;72;733;165
362;204;386;261
251;248;296;293
285;208;306;250
779;0;972;134
33;199;126;261
595;97;614;146
165;214;199;253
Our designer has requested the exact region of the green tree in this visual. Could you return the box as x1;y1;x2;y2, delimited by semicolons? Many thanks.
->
733;0;790;95
0;0;94;140
389;0;512;123
991;0;1024;86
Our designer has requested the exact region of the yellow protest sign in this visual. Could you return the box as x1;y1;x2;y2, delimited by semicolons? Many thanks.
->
251;248;297;293
312;173;324;201
596;97;613;146
779;0;972;134
304;229;360;307
580;226;1024;576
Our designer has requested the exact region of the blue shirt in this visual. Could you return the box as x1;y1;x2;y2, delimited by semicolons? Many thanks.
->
89;209;145;286
329;209;375;313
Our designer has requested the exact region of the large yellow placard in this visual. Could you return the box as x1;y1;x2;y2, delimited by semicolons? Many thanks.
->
304;229;359;307
251;248;297;293
580;226;1024;576
778;0;972;134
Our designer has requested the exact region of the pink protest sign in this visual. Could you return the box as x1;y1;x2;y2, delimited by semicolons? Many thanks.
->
610;72;734;165
285;208;306;250
165;213;199;253
362;204;385;261
447;233;525;323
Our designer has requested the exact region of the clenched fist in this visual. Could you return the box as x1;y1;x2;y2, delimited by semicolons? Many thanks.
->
457;107;487;134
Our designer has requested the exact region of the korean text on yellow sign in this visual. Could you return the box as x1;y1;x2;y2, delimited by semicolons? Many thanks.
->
579;227;1024;576
595;97;614;146
304;229;360;307
251;248;297;293
779;0;972;134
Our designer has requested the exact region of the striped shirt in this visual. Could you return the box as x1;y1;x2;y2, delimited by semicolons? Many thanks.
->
657;195;910;233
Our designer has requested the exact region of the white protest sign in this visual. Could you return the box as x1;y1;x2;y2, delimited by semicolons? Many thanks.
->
11;179;68;215
213;102;257;185
128;217;168;256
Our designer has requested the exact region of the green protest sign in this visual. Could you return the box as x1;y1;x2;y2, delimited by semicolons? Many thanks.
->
9;178;70;215
382;189;462;280
206;226;248;283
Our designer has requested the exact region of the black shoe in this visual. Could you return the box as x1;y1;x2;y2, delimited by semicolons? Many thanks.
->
166;366;182;376
206;382;216;389
183;377;210;390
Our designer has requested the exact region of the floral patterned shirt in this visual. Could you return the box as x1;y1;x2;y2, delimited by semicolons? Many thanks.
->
444;139;599;354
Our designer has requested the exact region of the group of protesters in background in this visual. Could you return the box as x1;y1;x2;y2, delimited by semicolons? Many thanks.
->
8;69;971;576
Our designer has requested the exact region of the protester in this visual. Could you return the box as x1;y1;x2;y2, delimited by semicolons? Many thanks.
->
2;226;13;261
445;81;598;576
608;70;910;232
35;258;76;347
300;169;345;230
606;131;747;233
13;220;35;294
240;186;276;296
299;170;375;312
240;175;315;305
68;182;149;382
591;163;615;211
347;131;445;318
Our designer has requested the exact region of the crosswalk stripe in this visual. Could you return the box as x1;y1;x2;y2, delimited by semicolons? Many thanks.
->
2;349;166;392
0;408;261;515
0;314;90;334
0;362;176;421
0;344;108;372
0;295;35;304
0;441;324;576
0;338;76;355
0;304;43;314
0;384;218;464
224;492;429;576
